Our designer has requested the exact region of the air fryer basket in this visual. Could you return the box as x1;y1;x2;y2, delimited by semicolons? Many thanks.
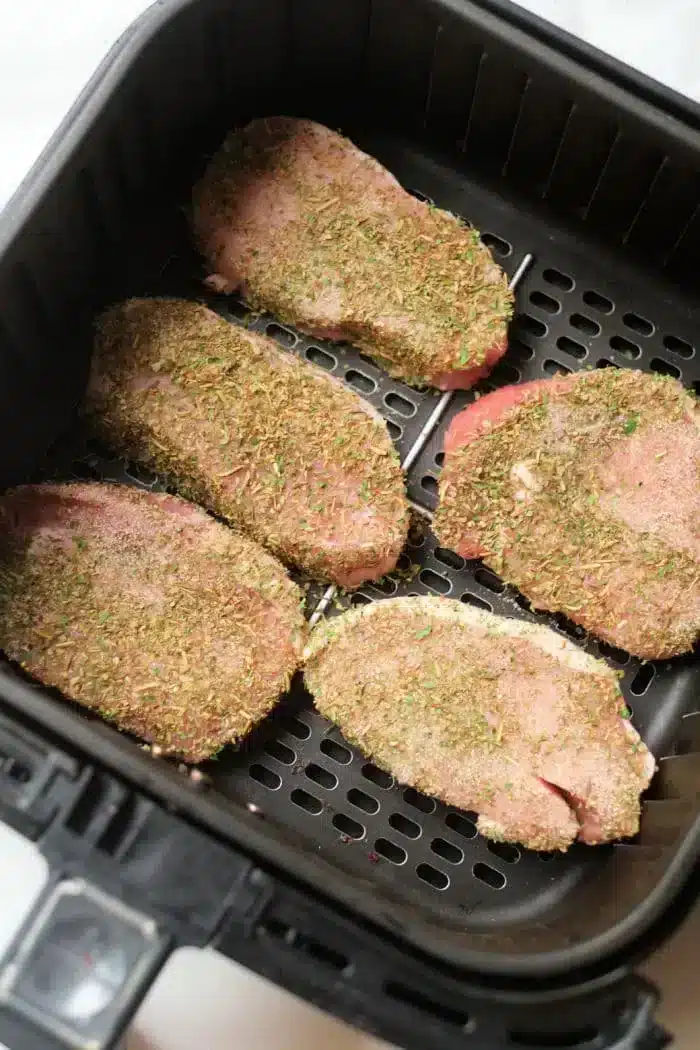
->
0;0;699;997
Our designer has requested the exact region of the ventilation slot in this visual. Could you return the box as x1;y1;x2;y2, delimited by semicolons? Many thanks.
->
408;188;434;204
663;334;694;359
543;359;571;376
421;475;438;496
265;741;296;765
598;642;629;665
291;788;323;814
266;323;297;348
375;838;407;864
529;291;560;314
630;663;656;695
516;314;547;338
384;392;417;417
404;787;436;814
487;841;521;864
386;420;403;441
347;788;380;814
306;346;336;370
430;838;463;864
610;335;641;359
582;290;613;314
510;338;535;361
370;575;398;596
473;862;506;889
434;547;466;571
474;567;505;593
333;812;365;839
570;313;600;337
320;738;352;765
542;268;574;291
351;592;372;606
345;369;376;393
389;813;421;839
97;795;136;857
250;764;282;790
623;313;653;337
283;716;311;740
305;763;337;790
416;863;449;890
461;592;493;612
420;569;451;595
384;981;471;1029
650;357;681;378
363;763;394;789
481;232;511;257
295;934;349;973
556;335;586;359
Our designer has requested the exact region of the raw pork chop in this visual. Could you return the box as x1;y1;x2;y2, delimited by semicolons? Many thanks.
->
192;118;512;389
0;483;305;761
303;596;654;852
89;298;408;588
434;368;700;658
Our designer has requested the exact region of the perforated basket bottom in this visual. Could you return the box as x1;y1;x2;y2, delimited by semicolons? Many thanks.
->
35;132;700;954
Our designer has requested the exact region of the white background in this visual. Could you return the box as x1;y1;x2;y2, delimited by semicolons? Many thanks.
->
0;3;699;1049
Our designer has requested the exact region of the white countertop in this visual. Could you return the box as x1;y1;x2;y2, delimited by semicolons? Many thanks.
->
0;3;698;1049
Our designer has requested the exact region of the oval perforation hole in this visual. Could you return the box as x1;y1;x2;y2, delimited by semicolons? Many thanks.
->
266;322;297;348
347;788;380;814
481;232;512;257
431;838;463;864
623;313;653;337
516;314;547;338
583;290;614;314
491;362;520;385
416;863;449;890
384;392;416;417
404;787;436;814
461;591;493;612
320;738;352;765
557;335;586;360
445;812;477;839
529;291;560;314
474;567;505;593
552;613;586;641
369;575;398;597
596;358;616;369
363;763;394;789
610;335;641;360
291;788;323;814
510;338;535;361
305;763;338;790
345;368;377;394
630;663;656;696
570;313;601;338
264;741;296;765
434;451;445;469
249;764;281;790
386;420;402;441
375;838;407;865
539;851;557;862
283;716;311;740
434;547;465;571
332;812;364;839
408;188;434;204
306;346;337;370
419;568;451;595
598;642;630;665
663;334;694;359
421;475;438;496
350;592;372;606
650;357;681;378
487;841;521;864
543;268;574;291
543;359;571;376
389;813;421;839
225;297;250;321
473;862;506;889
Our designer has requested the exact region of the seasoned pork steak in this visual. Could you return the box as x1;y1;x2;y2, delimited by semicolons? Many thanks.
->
89;298;408;587
434;368;700;659
0;483;305;761
304;597;654;852
192;118;512;389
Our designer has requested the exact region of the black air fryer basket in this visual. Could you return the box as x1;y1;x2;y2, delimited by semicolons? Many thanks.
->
0;1;699;1048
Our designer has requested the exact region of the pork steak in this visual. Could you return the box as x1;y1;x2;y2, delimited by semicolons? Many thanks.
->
0;483;305;761
303;596;654;852
192;118;512;390
89;298;408;588
434;368;700;659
